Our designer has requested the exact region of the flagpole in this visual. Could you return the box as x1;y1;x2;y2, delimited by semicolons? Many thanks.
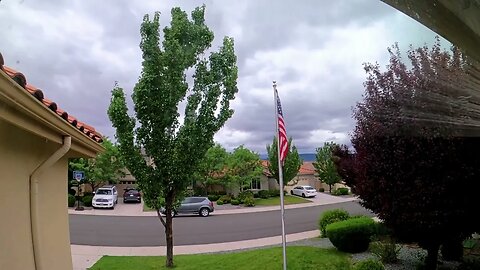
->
273;81;287;270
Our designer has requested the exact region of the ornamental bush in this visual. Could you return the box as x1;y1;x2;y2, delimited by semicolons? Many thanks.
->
219;195;232;204
237;190;254;203
208;195;220;202
319;209;350;237
216;200;224;205
82;195;93;207
68;194;76;207
326;217;376;253
258;190;270;199
244;197;255;207
231;199;240;205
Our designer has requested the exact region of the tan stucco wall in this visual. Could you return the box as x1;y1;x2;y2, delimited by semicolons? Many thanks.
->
0;119;73;270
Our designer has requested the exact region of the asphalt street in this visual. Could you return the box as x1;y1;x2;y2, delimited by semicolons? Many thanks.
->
69;201;373;246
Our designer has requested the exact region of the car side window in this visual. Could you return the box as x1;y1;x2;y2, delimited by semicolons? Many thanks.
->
192;198;204;203
182;198;193;203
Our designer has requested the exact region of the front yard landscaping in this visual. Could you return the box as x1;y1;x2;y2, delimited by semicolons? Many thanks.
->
89;246;351;270
254;195;311;206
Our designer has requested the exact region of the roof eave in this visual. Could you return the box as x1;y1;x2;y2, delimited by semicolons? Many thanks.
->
0;71;104;157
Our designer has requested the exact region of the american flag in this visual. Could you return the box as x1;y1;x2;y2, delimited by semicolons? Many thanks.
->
275;88;288;164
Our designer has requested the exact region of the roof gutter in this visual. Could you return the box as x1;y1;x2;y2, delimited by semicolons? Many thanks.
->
30;136;71;270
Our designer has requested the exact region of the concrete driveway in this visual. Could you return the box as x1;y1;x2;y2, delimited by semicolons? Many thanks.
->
69;197;144;216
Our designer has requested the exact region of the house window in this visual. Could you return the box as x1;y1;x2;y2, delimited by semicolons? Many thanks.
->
251;179;261;190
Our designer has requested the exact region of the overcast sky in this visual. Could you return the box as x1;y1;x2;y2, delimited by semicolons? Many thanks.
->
0;0;446;153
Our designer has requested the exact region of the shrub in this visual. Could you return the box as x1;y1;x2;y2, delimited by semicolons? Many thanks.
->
337;187;349;195
319;209;350;237
326;217;376;253
238;190;254;203
68;189;77;196
332;189;342;196
370;238;401;263
208;195;220;202
319;187;325;192
83;191;94;197
441;239;464;261
258;190;270;199
269;189;281;197
353;259;384;270
244;197;255;207
68;194;76;207
231;199;240;205
216;200;224;205
219;195;232;204
82;195;93;207
253;192;260;198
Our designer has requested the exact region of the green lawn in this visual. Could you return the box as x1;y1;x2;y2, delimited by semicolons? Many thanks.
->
254;195;311;206
89;246;352;270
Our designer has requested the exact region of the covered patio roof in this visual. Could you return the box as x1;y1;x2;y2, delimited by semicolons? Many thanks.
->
382;0;480;62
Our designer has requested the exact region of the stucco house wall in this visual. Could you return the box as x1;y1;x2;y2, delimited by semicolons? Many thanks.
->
0;54;103;270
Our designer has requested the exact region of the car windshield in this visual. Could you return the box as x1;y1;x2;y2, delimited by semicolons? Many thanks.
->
305;187;315;190
96;189;112;195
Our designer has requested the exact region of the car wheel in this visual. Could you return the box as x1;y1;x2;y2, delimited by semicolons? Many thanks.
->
302;193;306;198
199;208;210;217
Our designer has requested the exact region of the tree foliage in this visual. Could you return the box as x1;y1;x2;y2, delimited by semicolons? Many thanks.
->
69;139;124;192
194;143;229;194
225;145;263;191
337;39;480;269
313;142;342;193
107;6;238;267
266;137;302;187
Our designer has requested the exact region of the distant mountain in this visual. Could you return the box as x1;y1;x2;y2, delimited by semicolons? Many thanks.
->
259;153;316;162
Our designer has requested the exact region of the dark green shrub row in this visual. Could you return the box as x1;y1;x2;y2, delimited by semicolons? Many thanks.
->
208;190;227;196
208;195;220;202
82;195;93;207
68;194;76;207
319;209;350;237
216;200;224;205
353;259;384;270
326;216;376;253
231;199;240;205
258;190;269;199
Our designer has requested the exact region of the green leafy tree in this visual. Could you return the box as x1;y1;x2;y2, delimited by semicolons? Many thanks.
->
313;142;342;193
194;144;229;195
107;6;238;268
266;137;302;187
69;139;124;193
225;145;263;191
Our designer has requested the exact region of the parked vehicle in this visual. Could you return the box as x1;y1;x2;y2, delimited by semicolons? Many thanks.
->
161;197;214;217
290;185;317;198
123;187;141;203
92;185;118;209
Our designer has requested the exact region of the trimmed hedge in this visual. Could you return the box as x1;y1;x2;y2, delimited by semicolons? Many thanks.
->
208;195;220;202
82;195;93;207
337;187;349;195
258;190;270;199
68;194;76;207
326;217;376;253
231;199;240;205
319;187;325;192
268;189;281;197
319;209;350;237
353;259;384;270
216;200;224;205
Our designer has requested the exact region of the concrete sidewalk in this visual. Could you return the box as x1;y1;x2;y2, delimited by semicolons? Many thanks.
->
71;230;320;270
68;192;358;217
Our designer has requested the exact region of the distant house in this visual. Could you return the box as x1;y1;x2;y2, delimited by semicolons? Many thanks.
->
0;52;104;270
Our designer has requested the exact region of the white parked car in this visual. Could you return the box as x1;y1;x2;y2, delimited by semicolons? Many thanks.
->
92;185;118;209
290;185;317;198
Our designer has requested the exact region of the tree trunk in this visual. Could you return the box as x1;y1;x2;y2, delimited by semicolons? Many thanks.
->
329;184;332;193
165;194;174;268
424;244;440;270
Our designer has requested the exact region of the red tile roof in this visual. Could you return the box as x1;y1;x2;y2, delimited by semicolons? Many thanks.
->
0;52;103;143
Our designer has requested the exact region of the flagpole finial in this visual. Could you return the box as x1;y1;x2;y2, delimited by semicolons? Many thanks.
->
273;81;277;89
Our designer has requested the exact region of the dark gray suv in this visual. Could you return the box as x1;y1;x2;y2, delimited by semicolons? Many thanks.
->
162;197;214;217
